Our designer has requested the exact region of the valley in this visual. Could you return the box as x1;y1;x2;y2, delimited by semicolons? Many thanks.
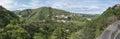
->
0;3;120;39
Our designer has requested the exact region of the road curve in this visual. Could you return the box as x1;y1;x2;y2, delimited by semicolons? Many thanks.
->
96;21;120;39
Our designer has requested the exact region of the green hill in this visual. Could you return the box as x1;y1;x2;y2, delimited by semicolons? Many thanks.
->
17;7;71;18
77;4;120;39
0;6;99;39
0;6;19;28
0;6;29;39
15;7;85;39
15;7;98;39
17;9;32;18
16;7;98;23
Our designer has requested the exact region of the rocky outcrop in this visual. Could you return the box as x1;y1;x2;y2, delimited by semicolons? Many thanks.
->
113;4;120;9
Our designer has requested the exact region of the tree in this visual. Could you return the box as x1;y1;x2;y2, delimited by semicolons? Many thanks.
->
5;24;30;39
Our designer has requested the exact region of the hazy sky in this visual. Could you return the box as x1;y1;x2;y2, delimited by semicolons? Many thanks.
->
0;0;119;14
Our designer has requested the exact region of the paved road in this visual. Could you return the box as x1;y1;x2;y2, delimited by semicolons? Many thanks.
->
97;21;120;39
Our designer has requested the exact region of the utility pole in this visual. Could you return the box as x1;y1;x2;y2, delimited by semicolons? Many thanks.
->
48;7;53;22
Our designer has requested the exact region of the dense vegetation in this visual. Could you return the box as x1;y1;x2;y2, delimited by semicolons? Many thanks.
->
1;4;119;39
0;6;98;39
74;4;120;39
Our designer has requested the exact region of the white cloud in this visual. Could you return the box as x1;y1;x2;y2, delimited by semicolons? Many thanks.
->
29;0;45;9
30;0;40;8
49;0;117;14
0;0;118;14
51;2;68;9
0;0;18;10
49;0;104;14
0;0;45;10
18;0;46;10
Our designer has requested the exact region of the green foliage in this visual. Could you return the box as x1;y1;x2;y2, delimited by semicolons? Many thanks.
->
0;6;98;39
33;33;48;39
79;5;120;39
5;24;30;39
0;6;19;28
51;28;67;39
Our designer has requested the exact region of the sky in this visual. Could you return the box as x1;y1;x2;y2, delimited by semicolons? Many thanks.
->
0;0;120;14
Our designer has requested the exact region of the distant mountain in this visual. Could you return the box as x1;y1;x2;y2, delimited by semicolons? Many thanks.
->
17;7;71;18
16;9;32;18
14;7;90;39
0;6;19;28
12;10;21;14
16;7;98;23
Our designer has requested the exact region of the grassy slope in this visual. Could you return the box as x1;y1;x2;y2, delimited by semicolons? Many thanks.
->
69;4;120;39
14;7;99;39
0;6;19;27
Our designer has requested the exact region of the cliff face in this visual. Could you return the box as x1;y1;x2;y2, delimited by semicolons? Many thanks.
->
113;4;120;9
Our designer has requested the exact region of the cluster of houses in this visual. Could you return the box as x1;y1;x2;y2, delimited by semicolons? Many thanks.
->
21;14;92;23
55;14;73;23
35;14;92;23
55;14;73;19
